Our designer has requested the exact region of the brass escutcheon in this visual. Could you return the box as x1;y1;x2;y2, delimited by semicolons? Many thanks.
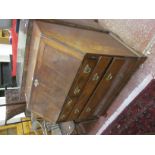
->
34;79;39;87
74;108;80;114
86;107;91;113
61;114;65;119
83;64;91;74
74;86;80;95
105;73;113;81
66;98;72;106
92;73;99;81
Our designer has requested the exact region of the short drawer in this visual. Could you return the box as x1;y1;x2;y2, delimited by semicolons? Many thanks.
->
67;56;112;121
78;57;125;121
70;54;99;97
58;54;99;122
57;96;75;121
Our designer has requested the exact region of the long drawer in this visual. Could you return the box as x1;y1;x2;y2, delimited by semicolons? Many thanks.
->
78;57;125;121
58;54;99;122
67;56;112;121
96;57;146;117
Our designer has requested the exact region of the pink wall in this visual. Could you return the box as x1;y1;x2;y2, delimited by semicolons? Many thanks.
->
88;19;155;134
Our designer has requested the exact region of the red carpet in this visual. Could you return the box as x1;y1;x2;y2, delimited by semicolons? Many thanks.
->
102;79;155;135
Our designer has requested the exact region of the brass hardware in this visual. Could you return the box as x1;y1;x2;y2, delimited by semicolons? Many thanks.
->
83;64;91;73
61;114;65;119
74;86;80;95
86;107;91;113
105;73;113;81
74;108;80;114
66;98;72;106
92;73;99;81
34;79;39;87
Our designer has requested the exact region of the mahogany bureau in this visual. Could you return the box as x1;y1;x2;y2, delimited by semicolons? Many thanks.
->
23;20;146;123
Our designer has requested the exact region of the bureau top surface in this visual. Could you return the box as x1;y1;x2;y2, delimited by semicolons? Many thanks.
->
35;20;141;57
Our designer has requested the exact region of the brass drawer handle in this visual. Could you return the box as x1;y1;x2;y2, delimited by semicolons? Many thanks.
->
105;73;113;81
74;86;80;95
66;98;72;106
61;114;66;120
92;73;99;81
83;64;91;74
74;108;80;114
86;107;91;113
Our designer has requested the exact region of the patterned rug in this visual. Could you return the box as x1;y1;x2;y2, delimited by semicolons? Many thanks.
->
102;79;155;135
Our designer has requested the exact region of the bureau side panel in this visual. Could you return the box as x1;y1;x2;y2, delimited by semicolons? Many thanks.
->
29;37;83;122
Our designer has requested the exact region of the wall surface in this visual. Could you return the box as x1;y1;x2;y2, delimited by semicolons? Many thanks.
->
86;19;155;134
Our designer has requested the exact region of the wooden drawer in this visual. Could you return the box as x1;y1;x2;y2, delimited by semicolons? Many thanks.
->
78;57;125;121
70;54;99;97
95;57;146;117
67;56;112;121
58;54;99;122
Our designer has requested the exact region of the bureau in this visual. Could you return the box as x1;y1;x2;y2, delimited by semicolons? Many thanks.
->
24;20;146;123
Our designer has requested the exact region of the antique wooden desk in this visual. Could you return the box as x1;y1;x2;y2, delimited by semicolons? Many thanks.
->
16;20;146;123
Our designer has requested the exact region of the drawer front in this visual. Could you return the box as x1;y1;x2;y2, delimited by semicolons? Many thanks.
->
97;57;146;117
70;55;100;97
58;54;99;122
67;56;112;121
78;58;125;121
